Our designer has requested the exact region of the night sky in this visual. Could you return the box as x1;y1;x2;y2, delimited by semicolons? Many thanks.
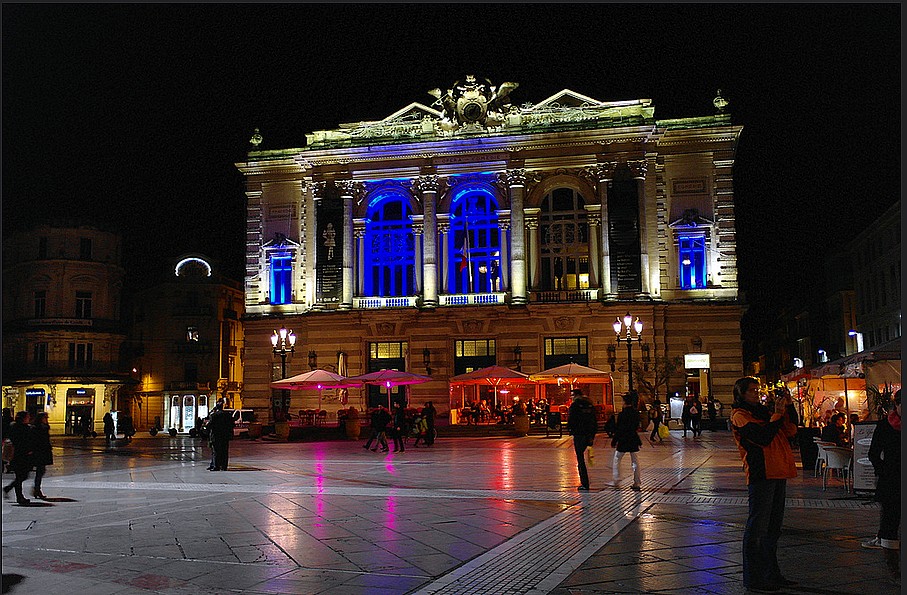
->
3;5;900;358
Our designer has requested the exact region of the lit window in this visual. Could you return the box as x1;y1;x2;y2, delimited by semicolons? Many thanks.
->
678;236;707;289
540;188;590;291
270;253;292;304
450;186;500;294
187;327;199;342
364;194;414;297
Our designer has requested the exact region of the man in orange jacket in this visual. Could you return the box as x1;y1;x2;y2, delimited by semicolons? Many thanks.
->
731;377;799;593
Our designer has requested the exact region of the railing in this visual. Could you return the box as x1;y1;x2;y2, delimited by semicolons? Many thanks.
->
440;293;506;306
531;289;598;303
353;296;418;309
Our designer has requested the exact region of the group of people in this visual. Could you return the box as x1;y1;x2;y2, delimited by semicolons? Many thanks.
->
363;401;436;453
2;409;54;505
567;389;642;492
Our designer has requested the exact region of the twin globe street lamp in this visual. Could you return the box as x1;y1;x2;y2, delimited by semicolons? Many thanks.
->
613;312;643;393
271;327;296;418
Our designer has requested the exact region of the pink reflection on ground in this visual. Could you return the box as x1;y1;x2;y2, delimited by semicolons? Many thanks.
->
384;494;397;536
492;442;515;491
313;444;327;516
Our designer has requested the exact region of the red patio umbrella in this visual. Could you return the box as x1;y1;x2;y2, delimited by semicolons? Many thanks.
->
350;369;433;409
450;365;533;409
270;369;362;411
530;363;612;391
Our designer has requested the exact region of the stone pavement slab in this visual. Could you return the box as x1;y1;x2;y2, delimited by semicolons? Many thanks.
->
2;430;898;594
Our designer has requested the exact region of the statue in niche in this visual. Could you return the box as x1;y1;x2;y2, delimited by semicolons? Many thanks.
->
323;223;336;260
428;75;519;131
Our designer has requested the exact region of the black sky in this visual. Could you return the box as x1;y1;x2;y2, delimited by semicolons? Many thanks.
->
2;5;900;356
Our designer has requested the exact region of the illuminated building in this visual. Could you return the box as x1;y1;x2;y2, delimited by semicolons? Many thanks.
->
236;79;744;421
1;222;130;434
128;255;244;433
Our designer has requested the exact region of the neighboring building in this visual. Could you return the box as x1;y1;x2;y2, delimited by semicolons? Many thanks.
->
128;254;244;433
2;221;130;435
751;200;900;383
236;79;744;422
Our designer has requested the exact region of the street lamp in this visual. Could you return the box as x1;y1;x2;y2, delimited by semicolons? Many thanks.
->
271;327;296;419
613;312;643;393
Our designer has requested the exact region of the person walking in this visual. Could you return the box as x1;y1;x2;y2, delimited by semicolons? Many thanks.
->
3;411;34;505
412;414;428;447
370;406;391;452
866;389;900;584
690;397;703;437
611;392;642;491
103;411;116;446
681;396;694;437
707;398;717;431
648;398;664;443
730;377;799;593
31;412;53;500
391;402;406;453
567;388;598;491
423;401;437;447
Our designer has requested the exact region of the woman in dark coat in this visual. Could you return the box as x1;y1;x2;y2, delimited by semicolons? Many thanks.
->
3;411;34;505
31;412;53;500
611;392;642;490
868;389;900;583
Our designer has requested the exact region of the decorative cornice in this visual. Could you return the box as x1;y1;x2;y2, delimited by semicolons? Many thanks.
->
498;168;528;188
627;159;648;180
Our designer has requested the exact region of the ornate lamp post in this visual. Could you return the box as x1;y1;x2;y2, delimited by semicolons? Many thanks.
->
271;327;296;418
613;312;643;393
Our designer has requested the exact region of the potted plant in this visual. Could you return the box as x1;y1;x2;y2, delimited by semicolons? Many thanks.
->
274;409;290;440
344;407;361;440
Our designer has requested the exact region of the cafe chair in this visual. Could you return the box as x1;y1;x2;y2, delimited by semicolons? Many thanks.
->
814;439;835;477
822;446;853;492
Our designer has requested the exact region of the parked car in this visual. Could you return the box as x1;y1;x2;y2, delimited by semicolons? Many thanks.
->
224;408;256;437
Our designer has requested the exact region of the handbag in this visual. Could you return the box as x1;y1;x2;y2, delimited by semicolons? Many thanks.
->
586;445;595;466
1;439;13;463
658;424;670;439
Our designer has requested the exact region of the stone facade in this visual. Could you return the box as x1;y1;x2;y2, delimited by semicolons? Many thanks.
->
236;82;744;422
2;222;129;435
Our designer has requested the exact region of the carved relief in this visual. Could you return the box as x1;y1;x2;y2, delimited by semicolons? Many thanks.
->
412;174;442;194
497;169;527;188
376;322;395;336
554;316;573;331
627;159;648;180
335;180;366;201
463;319;483;334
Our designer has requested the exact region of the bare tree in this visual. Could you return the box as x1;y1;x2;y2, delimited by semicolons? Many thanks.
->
630;356;684;404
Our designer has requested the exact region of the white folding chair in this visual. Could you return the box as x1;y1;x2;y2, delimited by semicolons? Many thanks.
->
814;440;833;477
822;446;853;492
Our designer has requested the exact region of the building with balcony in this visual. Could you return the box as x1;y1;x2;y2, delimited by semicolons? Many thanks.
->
128;254;245;433
237;79;745;420
2;221;130;434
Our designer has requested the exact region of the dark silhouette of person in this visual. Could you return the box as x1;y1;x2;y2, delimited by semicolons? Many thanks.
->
103;411;116;445
207;400;234;471
567;388;597;491
31;412;53;500
3;411;34;505
391;403;406;453
868;389;900;583
422;401;437;447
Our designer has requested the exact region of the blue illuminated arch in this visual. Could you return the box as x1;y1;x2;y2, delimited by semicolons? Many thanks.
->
449;184;501;294
270;252;293;304
364;191;415;297
678;235;707;289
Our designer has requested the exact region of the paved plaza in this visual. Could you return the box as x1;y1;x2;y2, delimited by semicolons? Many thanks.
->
1;429;897;594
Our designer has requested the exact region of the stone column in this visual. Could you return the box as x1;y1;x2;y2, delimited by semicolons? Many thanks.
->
501;169;528;304
628;159;650;295
415;175;440;308
525;209;541;290
310;181;327;310
585;209;601;289
496;216;510;292
353;221;366;297
591;162;617;297
336;180;360;310
438;217;450;293
411;216;424;295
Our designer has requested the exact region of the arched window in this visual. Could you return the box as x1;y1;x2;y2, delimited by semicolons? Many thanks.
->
539;188;589;291
364;193;414;297
678;235;707;289
269;252;292;304
450;187;500;294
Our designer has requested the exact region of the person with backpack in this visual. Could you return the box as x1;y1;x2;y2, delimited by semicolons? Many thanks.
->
611;392;643;491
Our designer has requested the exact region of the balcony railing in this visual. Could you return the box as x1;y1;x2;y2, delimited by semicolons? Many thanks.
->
439;293;506;306
353;296;418;309
531;289;598;303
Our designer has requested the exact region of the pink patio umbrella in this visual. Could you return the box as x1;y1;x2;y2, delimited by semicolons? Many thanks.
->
350;369;433;409
450;365;534;409
270;369;362;411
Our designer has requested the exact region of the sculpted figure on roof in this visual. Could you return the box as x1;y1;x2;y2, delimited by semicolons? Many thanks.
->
428;75;518;131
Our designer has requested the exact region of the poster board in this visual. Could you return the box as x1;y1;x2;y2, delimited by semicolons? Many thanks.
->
852;421;878;493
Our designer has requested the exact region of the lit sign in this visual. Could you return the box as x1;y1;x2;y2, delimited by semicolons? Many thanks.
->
26;388;46;397
684;353;711;369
